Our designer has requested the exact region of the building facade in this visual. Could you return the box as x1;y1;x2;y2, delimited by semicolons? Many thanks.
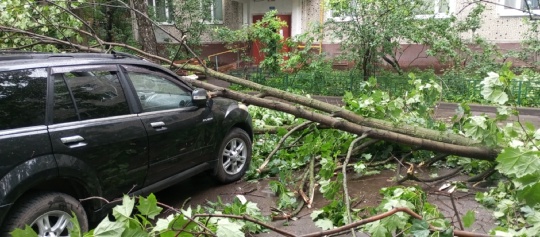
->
152;0;539;69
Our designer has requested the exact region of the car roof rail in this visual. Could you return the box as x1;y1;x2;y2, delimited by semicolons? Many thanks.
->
111;50;142;60
0;50;143;61
0;50;44;61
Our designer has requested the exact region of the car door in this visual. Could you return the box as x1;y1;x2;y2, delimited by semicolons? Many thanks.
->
121;65;216;185
0;68;53;201
47;65;148;199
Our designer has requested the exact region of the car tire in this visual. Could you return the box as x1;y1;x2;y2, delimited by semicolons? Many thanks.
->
3;192;88;237
215;128;252;183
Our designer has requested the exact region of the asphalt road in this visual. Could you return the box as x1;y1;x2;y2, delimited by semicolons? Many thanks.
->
434;102;540;127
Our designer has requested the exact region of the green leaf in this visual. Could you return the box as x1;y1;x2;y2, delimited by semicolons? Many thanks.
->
170;214;197;233
276;127;288;136
137;193;163;219
310;210;324;220
153;214;175;233
121;228;149;237
94;218;125;237
517;182;540;206
10;225;37;237
314;218;334;230
319;175;341;199
367;220;388;237
463;116;487;141
113;195;135;221
381;214;406;233
480;72;508;104
216;218;244;237
69;213;82;237
462;210;475;228
382;199;413;211
483;88;508;105
156;214;196;237
158;231;176;237
496;148;540;178
440;228;454;237
411;219;430;237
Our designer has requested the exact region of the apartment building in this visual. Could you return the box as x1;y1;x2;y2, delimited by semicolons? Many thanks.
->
150;0;538;68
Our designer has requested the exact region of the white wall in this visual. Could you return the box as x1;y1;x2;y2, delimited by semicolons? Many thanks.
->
456;0;530;43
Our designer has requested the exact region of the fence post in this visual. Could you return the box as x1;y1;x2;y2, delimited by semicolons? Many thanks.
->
215;56;219;71
517;81;522;106
349;71;354;93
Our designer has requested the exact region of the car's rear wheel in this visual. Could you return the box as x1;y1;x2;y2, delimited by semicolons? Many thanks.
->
3;192;88;237
215;128;252;183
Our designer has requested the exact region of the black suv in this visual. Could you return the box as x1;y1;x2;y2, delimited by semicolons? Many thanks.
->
0;52;253;236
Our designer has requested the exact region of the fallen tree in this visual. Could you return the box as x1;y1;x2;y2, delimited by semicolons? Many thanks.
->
182;66;499;161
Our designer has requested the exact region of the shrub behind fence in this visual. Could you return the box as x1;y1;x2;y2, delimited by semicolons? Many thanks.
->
228;69;540;107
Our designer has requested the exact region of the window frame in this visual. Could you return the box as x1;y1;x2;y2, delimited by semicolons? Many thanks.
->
0;68;48;130
203;0;224;25
147;0;174;24
414;0;454;19
121;65;195;113
326;0;455;22
498;0;540;17
50;65;131;123
326;0;357;22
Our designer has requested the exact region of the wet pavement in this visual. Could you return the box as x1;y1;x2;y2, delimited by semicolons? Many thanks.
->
156;169;497;236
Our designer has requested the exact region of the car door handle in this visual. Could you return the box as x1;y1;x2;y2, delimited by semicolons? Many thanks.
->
60;135;87;148
150;121;165;128
150;121;167;131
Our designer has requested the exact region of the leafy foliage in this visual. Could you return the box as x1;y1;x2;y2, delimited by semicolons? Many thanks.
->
11;194;267;237
205;195;268;234
244;63;540;236
468;66;540;236
0;0;84;51
361;186;452;236
323;0;488;79
163;0;213;60
213;10;287;74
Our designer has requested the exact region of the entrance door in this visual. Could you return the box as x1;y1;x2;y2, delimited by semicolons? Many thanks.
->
251;14;292;65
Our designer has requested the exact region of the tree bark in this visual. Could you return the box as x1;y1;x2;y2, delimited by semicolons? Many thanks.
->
132;0;157;56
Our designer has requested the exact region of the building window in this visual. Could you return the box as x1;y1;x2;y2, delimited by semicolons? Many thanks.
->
499;0;540;16
414;0;453;19
327;0;357;22
203;0;223;24
327;0;453;22
147;0;173;24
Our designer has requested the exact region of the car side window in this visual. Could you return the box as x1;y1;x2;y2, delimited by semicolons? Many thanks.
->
0;68;47;130
53;69;130;123
125;70;193;112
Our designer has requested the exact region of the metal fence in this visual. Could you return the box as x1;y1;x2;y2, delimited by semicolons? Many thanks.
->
229;69;540;107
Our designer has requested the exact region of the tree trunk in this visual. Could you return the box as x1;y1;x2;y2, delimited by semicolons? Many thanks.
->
132;0;157;56
187;79;498;161
182;64;488;148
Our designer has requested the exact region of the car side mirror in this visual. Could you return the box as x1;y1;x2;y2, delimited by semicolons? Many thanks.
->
192;88;208;107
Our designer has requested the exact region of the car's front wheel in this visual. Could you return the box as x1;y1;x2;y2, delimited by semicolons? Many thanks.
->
215;128;252;183
3;192;88;237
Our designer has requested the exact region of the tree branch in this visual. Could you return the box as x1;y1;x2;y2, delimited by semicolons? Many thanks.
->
342;134;369;237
